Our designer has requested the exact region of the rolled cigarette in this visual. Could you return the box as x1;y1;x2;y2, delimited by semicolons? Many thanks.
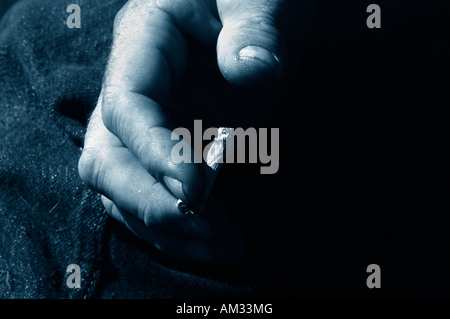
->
176;127;233;217
206;127;233;172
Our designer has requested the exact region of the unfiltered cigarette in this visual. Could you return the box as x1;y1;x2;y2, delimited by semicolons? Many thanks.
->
177;127;233;217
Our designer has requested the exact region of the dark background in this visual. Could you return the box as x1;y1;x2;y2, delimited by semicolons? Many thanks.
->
221;18;450;297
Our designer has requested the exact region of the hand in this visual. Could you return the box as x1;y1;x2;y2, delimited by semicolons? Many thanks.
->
78;0;306;264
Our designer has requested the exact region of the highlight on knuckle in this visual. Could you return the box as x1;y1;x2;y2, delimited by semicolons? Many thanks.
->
100;86;122;133
78;147;105;191
140;199;156;227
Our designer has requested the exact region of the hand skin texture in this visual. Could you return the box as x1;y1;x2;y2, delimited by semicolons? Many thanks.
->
78;0;450;265
78;0;304;265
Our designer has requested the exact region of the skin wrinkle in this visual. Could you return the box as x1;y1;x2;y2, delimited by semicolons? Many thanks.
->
106;40;172;100
156;0;221;44
231;26;279;50
107;4;184;100
102;89;178;180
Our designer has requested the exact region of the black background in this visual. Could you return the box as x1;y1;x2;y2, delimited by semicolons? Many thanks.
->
209;17;450;298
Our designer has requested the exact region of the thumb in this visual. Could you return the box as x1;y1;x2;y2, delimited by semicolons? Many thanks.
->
216;0;285;88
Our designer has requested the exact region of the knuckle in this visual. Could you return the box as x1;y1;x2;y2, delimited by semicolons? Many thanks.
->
135;126;160;172
114;0;151;28
223;1;280;40
140;198;158;227
78;147;105;191
100;86;122;133
78;149;94;185
141;203;154;227
100;87;116;119
239;12;279;39
139;185;164;227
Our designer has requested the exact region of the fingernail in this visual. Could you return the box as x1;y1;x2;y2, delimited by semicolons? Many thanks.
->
163;176;187;202
185;241;214;263
238;46;278;70
180;217;213;240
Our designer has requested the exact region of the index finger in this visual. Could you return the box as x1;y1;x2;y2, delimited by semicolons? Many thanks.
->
101;0;207;205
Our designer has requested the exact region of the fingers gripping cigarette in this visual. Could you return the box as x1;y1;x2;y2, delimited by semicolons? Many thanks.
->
177;127;233;217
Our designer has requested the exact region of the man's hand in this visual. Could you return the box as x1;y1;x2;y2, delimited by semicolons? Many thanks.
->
78;0;303;264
